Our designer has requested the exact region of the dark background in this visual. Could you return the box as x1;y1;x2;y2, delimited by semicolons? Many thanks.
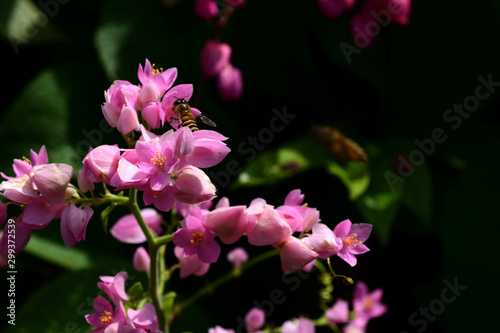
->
1;0;499;332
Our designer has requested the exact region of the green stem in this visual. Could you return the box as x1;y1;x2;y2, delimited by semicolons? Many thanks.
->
127;188;167;332
174;248;279;314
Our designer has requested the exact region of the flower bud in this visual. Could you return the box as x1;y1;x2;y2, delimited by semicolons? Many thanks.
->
217;63;243;102
194;0;219;20
174;166;216;204
245;307;266;332
279;236;318;274
83;145;121;185
200;40;232;78
30;163;74;204
133;247;151;273
246;207;291;246
204;206;247;244
226;247;248;268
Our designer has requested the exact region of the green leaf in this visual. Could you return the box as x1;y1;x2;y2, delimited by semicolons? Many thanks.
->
163;291;177;327
327;160;370;200
127;281;145;302
23;233;92;271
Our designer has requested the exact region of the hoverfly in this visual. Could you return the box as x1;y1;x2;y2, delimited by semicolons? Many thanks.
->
171;98;216;132
311;123;368;165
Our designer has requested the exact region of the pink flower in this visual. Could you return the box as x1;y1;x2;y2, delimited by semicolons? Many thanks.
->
217;63;243;102
333;219;371;267
276;189;320;232
226;247;249;268
245;307;266;332
174;166;217;204
174;246;210;278
302;223;342;259
127;303;159;331
246;201;292;247
353;281;387;320
60;203;94;247
97;272;130;306
85;295;127;332
325;298;349;324
77;168;94;193
133;247;150;273
350;11;377;49
173;215;221;263
203;205;247;244
83;145;121;185
194;0;219;20
281;317;315;333
0;202;8;226
223;0;246;7
184;130;231;168
317;0;355;19
29;163;74;204
102;80;141;134
279;236;318;274
200;40;232;78
110;208;163;244
208;326;235;333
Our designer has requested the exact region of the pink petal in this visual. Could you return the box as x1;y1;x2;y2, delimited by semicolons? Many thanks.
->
30;163;73;204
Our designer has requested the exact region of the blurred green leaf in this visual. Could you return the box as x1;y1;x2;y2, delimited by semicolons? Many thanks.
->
401;162;432;228
127;281;145;302
163;291;177;327
327;160;370;200
23;233;92;271
0;0;65;49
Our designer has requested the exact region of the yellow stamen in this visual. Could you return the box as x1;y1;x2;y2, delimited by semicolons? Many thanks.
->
190;231;203;244
21;156;32;165
100;310;112;325
344;233;362;248
150;151;167;168
152;188;166;198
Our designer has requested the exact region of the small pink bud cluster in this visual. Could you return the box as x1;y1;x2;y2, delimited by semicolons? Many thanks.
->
102;59;208;133
80;125;230;212
85;272;163;333
172;189;372;277
317;0;412;47
325;281;387;332
0;146;93;254
196;1;245;102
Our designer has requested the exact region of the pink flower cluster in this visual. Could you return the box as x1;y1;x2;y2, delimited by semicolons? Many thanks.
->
80;125;230;212
195;0;245;102
172;189;372;276
0;146;93;255
86;272;163;333
209;282;387;333
325;281;388;332
102;59;206;133
318;0;412;47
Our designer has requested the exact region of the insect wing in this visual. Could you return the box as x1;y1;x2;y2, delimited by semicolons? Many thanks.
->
197;114;217;127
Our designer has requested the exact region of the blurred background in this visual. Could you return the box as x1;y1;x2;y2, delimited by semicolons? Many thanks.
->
1;0;499;332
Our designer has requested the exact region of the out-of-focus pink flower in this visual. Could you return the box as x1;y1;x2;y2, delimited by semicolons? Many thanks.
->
0;203;8;226
204;205;247;244
279;236;318;274
128;302;159;332
85;295;127;331
350;11;378;49
281;317;315;333
217;63;243;102
174;166;217;204
195;0;219;20
200;40;232;78
83;145;121;185
110;208;163;244
333;219;371;267
208;326;235;333
223;0;246;7
364;0;411;25
133;247;151;274
0;218;31;256
245;307;266;332
246;204;292;247
174;246;211;278
317;0;355;19
98;271;130;306
302;223;342;259
226;247;249;268
173;215;221;263
60;203;94;247
353;281;387;320
325;298;349;324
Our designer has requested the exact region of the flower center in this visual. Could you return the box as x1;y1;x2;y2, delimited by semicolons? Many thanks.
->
343;233;362;248
190;231;203;244
363;296;375;311
21;156;32;165
152;188;166;198
151;151;167;168
99;310;112;326
151;63;163;75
